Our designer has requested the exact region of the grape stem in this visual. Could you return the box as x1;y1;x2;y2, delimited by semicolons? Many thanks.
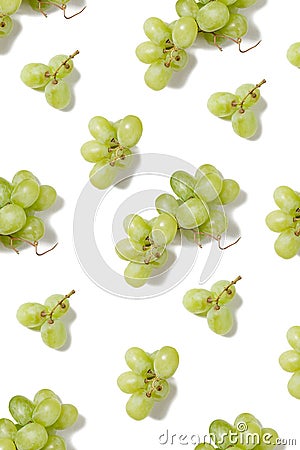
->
41;289;75;324
144;369;163;398
209;32;261;53
37;1;87;19
108;138;127;167
163;40;181;68
5;235;58;256
232;79;266;113
51;50;80;81
192;229;241;250
211;275;242;309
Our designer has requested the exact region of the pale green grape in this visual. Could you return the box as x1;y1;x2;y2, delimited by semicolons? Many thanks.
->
115;239;145;263
117;371;145;393
44;80;71;110
194;172;223;202
48;55;74;79
175;0;199;18
80;140;108;163
183;288;212;314
209;420;235;449
115;148;132;170
14;216;45;242
231;109;258;139
274;229;300;259
51;404;78;430
155;193;178;216
170;49;188;71
129;239;144;252
207;92;239;118
154;346;179;378
279;350;300;372
172;16;198;49
126;391;154;420
144;60;173;90
12;170;38;186
125;347;153;375
150;249;168;267
210;280;236;305
40;320;67;349
89;158;118;190
265;210;294;232
218;13;248;39
288;370;300;399
32;398;61;427
0;15;12;37
273;186;300;214
234;0;257;7
124;262;153;287
150;379;170;401
0;178;11;208
34;390;59;406
88;116;117;144
217;179;240;205
28;0;50;11
170;170;196;201
219;0;237;4
0;438;16;450
0;204;27;235
287;43;300;67
150;213;178;246
127;215;151;243
234;413;260;428
235;83;260;108
17;303;46;328
287;326;300;352
258;428;279;449
0;0;22;15
196;1;230;32
207;306;233;335
11;179;40;209
123;214;135;234
200;209;228;235
44;295;70;319
20;64;50;89
195;164;222;180
143;17;171;45
136;42;164;64
41;436;66;450
15;423;48;450
117;115;143;148
0;419;17;440
237;421;261;450
9;396;34;426
176;197;209;229
31;185;57;211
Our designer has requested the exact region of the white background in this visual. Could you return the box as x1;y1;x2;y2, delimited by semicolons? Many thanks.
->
1;0;299;449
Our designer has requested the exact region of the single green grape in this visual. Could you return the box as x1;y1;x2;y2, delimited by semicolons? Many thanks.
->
200;209;228;235
126;391;155;421
210;280;236;305
155;193;178;216
11;179;40;209
218;13;248;39
44;79;71;110
287;42;300;67
196;1;230;32
127;215;151;244
0;204;27;235
0;419;17;440
287;326;300;352
274;229;300;259
207;306;233;335
150;213;178;246
15;423;48;450
0;0;22;15
183;289;212;314
88;116;117;144
231;109;258;139
14;216;45;242
80;140;108;163
124;262;153;288
52;404;78;430
194;172;223;203
117;115;143;148
20;64;50;89
172;16;198;49
265;210;294;232
33;390;60;406
143;17;172;45
150;379;170;401
48;55;74;79
0;178;12;208
153;346;179;378
288;370;300;399
125;347;153;375
144;60;173;90
89;158;118;190
176;197;209;229
273;186;300;214
30;185;57;211
12;170;38;186
207;92;239;118
17;303;46;329
32;398;61;427
117;372;146;394
40;435;66;450
40;320;67;349
136;41;164;64
235;83;260;108
216;179;240;205
279;350;300;372
175;0;199;18
44;295;70;319
9;396;34;426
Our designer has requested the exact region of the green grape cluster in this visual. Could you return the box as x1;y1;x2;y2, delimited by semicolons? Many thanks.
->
21;50;79;110
183;276;241;335
81;115;143;190
0;170;57;254
265;186;300;259
0;388;78;450
17;290;75;349
136;0;259;90
287;42;300;68
195;412;278;450
279;326;300;399
117;346;179;420
207;79;266;139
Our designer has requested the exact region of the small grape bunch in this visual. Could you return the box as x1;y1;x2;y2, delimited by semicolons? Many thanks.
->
17;290;75;349
0;170;57;255
279;326;300;399
183;276;241;335
0;388;78;450
117;346;179;420
287;42;300;68
28;0;86;19
81;115;143;190
207;79;266;139
195;412;278;450
265;186;300;259
0;0;22;38
21;50;79;110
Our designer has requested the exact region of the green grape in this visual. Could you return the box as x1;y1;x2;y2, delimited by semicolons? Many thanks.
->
34;390;59;406
48;55;74;79
234;0;257;7
273;186;300;214
136;41;164;64
41;435;66;450
287;326;300;352
265;210;294;232
89;158;118;190
129;238;144;252
195;164;222;180
114;148;132;170
12;170;38;186
52;404;78;430
219;0;237;4
44;79;71;110
0;0;22;15
150;213;178;245
9;396;34;426
175;0;199;18
115;239;145;263
196;1;230;32
0;438;16;450
44;295;70;319
17;303;46;328
88;116;117;144
274;229;300;259
11;179;40;209
32;398;61;427
124;262;153;287
258;428;279;450
31;185;57;211
202;32;225;47
207;92;239;118
216;179;240;205
117;371;145;393
194;445;215;450
126;391;154;420
207;306;233;335
0;178;12;208
170;49;189;71
0;419;17;440
127;215;151;243
237;421;261;449
80;140;108;163
172;16;198;49
14;216;45;242
28;0;50;11
143;17;171;45
154;346;179;378
15;423;48;450
231;109;258;139
218;13;248;39
200;209;228;235
117;115;143;148
210;280;236;305
0;204;27;235
288;370;300;399
40;320;67;349
150;379;170;401
144;60;173;90
20;64;50;89
150;249;168;267
125;347;153;375
183;288;212;314
194;172;223;202
234;413;260;427
235;83;260;108
155;193;178;216
279;350;300;372
287;42;300;67
0;15;12;37
123;214;135;234
170;170;196;201
176;197;209;229
209;419;235;449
